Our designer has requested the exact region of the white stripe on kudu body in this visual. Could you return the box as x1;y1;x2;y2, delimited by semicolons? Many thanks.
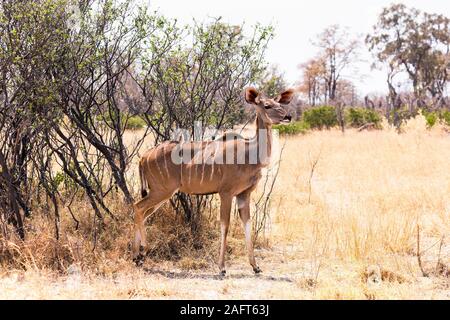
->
132;87;295;275
163;146;170;179
154;146;164;179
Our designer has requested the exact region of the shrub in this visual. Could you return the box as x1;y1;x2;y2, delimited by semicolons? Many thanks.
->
346;107;382;129
96;113;146;130
424;112;438;129
273;120;310;135
439;110;450;127
303;106;338;129
125;116;146;130
52;171;78;195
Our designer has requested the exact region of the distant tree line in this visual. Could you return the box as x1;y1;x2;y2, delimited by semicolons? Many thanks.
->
294;3;449;131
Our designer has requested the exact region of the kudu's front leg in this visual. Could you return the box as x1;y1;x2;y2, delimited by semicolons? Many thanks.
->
236;191;261;274
218;193;232;276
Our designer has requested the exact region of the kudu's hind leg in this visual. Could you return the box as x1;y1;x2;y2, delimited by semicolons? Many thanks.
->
132;206;148;266
218;193;232;276
132;188;177;266
236;191;261;274
132;204;157;266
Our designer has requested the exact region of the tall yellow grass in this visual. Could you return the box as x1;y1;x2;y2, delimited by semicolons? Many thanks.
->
273;118;450;261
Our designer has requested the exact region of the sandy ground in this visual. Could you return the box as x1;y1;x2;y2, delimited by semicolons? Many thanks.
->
0;246;448;299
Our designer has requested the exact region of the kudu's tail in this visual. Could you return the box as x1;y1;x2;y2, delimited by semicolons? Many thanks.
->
139;160;148;198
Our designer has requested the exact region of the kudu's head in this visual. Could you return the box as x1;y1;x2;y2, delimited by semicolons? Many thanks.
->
244;87;295;125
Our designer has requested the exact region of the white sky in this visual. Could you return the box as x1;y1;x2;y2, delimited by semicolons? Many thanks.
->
148;0;449;96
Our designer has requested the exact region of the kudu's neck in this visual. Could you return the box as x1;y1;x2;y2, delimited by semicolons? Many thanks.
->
250;113;272;166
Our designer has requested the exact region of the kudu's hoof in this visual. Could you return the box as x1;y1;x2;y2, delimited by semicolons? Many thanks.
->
133;253;145;267
253;266;262;274
219;270;226;277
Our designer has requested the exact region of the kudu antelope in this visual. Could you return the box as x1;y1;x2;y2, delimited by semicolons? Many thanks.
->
133;87;294;275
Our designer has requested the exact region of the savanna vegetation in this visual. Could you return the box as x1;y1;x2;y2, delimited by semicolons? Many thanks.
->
0;0;448;299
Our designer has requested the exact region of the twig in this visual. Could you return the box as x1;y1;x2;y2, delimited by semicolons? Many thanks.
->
435;236;445;275
357;122;375;132
307;148;322;204
416;225;429;277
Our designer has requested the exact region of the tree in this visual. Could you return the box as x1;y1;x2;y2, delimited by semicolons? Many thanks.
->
366;3;450;106
258;65;288;98
298;58;360;107
335;79;359;106
298;58;326;106
138;20;273;138
313;25;360;102
136;19;274;225
50;0;166;207
0;0;180;239
0;0;68;239
0;0;275;241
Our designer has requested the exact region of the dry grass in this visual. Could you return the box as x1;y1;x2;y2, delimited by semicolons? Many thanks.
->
0;116;449;299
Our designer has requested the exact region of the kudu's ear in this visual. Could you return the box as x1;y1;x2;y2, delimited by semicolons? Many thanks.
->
244;87;260;105
275;89;295;105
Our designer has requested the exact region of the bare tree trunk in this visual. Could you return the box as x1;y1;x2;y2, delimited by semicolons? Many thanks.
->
333;100;345;133
0;152;25;240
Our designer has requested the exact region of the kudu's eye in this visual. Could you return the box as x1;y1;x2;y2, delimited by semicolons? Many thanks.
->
264;105;271;109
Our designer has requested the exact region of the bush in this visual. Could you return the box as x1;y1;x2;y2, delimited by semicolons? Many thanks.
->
125;116;146;130
273;120;310;135
346;107;382;129
96;113;146;130
303;106;338;129
439;110;450;127
424;111;438;129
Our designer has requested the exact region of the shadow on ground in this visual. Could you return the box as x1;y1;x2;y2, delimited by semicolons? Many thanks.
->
143;267;293;282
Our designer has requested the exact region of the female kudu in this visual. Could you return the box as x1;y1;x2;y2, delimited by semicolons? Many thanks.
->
133;87;294;275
